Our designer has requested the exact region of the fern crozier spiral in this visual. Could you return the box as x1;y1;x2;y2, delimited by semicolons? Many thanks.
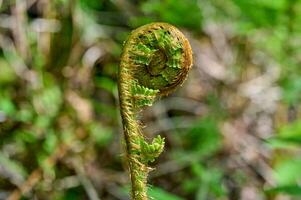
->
118;22;193;200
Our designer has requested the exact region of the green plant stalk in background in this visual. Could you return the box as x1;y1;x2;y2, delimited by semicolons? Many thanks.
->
118;22;193;200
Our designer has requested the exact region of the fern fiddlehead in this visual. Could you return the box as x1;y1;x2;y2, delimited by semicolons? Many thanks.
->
118;22;193;200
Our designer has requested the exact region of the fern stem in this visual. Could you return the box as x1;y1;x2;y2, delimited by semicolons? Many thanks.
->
119;65;149;199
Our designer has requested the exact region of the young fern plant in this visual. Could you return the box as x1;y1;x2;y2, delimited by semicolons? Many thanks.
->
118;22;193;200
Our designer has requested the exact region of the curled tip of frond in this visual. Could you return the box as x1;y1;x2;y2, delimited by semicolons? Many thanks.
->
121;22;193;97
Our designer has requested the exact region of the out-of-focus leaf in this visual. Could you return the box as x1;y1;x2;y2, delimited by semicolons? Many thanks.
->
58;187;86;200
0;59;16;84
278;119;301;137
233;0;287;26
132;0;202;31
47;4;73;69
281;77;301;105
273;158;301;185
250;0;288;10
0;152;27;185
32;83;62;118
15;130;37;143
184;117;221;154
266;185;301;196
94;102;117;121
0;97;16;116
95;76;117;93
89;123;113;147
182;163;226;199
148;186;184;200
16;105;34;122
37;151;55;179
43;130;58;153
79;0;104;11
34;115;52;130
265;119;301;148
265;137;301;149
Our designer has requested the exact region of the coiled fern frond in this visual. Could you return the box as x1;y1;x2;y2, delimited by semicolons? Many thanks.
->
118;22;193;200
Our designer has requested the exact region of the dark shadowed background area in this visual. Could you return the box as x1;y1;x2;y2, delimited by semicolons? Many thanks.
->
0;0;301;199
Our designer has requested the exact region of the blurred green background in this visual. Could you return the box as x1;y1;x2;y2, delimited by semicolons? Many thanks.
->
0;0;301;199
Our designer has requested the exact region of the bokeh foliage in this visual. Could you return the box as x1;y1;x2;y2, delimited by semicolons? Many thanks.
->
0;0;301;199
